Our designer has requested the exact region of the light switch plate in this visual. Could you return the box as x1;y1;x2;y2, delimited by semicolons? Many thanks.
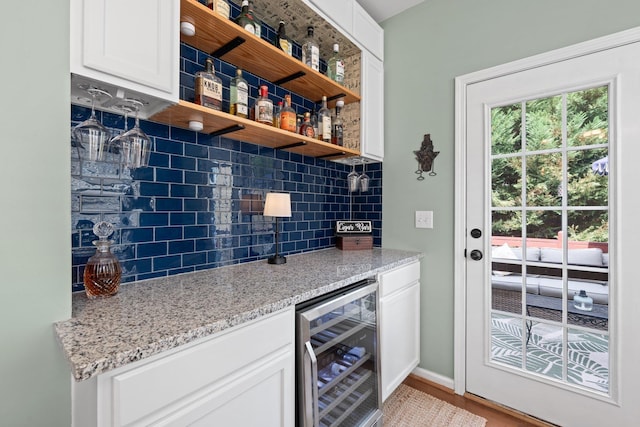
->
415;211;433;229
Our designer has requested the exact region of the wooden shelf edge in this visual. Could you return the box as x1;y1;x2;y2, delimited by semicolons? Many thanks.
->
180;0;361;108
150;100;360;159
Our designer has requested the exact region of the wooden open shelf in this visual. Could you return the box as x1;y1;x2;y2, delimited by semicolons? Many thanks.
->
150;100;360;159
180;0;360;108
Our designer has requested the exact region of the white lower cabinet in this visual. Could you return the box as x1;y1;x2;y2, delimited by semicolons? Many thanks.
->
379;261;421;402
73;308;294;427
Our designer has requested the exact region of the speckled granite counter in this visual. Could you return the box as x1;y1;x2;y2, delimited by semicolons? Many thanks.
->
55;248;422;381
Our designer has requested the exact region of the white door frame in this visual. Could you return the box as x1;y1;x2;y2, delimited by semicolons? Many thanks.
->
453;26;640;396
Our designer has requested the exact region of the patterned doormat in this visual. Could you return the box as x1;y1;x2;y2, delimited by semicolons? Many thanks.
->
491;314;609;393
383;384;486;427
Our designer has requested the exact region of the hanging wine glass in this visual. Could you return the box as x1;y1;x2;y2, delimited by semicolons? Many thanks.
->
105;100;136;167
348;162;360;192
72;87;112;162
120;100;153;169
359;161;370;192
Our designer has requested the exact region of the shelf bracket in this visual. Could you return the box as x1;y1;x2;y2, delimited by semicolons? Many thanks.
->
276;141;307;150
273;71;307;86
315;93;347;104
211;36;246;59
317;151;347;159
209;124;245;137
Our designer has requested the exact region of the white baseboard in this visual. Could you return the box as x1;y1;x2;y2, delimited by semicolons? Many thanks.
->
411;367;455;391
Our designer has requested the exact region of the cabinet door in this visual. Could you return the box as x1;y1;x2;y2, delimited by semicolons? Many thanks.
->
353;2;384;60
380;281;420;402
303;0;353;35
360;52;384;161
161;348;294;427
71;0;179;101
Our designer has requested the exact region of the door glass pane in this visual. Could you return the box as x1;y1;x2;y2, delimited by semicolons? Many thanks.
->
526;96;562;150
492;157;522;206
567;86;609;147
526;153;563;207
489;85;610;394
492;103;522;155
568;148;609;206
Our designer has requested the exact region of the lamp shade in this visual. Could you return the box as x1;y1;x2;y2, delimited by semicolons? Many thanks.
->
264;192;291;217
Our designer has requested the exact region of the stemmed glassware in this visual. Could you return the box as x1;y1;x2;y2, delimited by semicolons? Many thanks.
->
347;161;370;193
119;100;153;169
359;162;370;192
72;87;112;162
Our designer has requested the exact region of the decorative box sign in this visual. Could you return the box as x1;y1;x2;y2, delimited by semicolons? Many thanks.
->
336;221;372;234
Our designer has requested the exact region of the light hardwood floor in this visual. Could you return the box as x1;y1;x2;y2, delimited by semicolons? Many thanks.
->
403;375;556;427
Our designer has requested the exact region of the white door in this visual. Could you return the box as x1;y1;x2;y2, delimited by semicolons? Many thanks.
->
462;31;640;426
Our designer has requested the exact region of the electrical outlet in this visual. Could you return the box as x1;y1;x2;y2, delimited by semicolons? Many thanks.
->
415;211;433;229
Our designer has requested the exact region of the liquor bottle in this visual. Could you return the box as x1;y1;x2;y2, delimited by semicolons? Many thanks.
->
331;100;344;146
248;1;262;38
301;26;319;71
83;222;121;298
235;0;255;35
275;21;292;56
273;101;283;128
326;43;345;84
310;106;319;138
299;112;316;138
229;68;249;118
195;58;223;111
317;96;331;142
253;85;273;125
280;94;297;132
207;0;230;19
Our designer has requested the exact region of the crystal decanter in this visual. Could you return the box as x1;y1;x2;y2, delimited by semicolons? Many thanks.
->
83;221;122;298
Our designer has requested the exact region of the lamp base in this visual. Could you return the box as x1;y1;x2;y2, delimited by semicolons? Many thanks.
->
267;255;287;265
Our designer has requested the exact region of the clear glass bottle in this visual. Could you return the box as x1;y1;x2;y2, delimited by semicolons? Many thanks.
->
574;290;594;311
301;26;319;71
275;21;292;56
230;68;249;118
299;112;316;138
326;43;345;84
280;94;297;132
253;85;273;125
207;0;230;19
331;100;344;146
83;221;122;299
310;106;318;137
317;95;331;142
273;101;283;128
195;58;223;111
248;1;262;38
235;0;255;35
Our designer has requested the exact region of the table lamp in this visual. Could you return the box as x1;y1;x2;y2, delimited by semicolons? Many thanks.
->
264;192;291;264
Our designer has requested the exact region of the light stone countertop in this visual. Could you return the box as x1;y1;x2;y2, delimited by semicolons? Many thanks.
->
55;247;422;381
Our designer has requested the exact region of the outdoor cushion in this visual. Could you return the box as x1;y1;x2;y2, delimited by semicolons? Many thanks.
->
540;248;604;267
537;277;609;305
491;273;540;294
603;253;609;267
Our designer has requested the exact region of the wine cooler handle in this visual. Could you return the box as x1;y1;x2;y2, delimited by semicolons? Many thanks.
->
304;340;319;427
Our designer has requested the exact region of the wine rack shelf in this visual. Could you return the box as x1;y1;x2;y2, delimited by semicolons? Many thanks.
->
151;100;360;158
150;0;361;159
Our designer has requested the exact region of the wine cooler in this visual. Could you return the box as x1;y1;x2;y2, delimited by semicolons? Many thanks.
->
296;279;382;427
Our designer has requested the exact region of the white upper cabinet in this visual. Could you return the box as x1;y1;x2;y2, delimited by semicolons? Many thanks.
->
304;0;354;36
360;51;384;161
353;2;384;60
70;0;179;118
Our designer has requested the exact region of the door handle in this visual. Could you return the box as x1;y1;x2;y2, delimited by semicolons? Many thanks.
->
303;340;319;427
470;249;483;261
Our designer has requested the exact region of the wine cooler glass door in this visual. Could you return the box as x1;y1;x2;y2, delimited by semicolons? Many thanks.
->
297;281;382;427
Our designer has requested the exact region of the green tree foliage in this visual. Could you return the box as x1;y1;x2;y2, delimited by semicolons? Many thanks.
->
491;86;609;242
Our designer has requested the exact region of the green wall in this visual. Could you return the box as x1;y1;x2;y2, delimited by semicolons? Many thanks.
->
381;0;640;379
0;2;72;426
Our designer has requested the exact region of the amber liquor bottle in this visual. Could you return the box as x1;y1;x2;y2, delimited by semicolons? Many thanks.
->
280;94;297;132
195;58;223;110
299;112;316;138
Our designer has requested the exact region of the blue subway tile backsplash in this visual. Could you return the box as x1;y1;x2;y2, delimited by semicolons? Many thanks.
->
71;36;382;292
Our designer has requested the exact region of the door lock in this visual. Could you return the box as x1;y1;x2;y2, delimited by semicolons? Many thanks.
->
470;228;482;238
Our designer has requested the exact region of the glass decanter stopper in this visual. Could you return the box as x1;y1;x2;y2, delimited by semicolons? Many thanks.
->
83;221;122;298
